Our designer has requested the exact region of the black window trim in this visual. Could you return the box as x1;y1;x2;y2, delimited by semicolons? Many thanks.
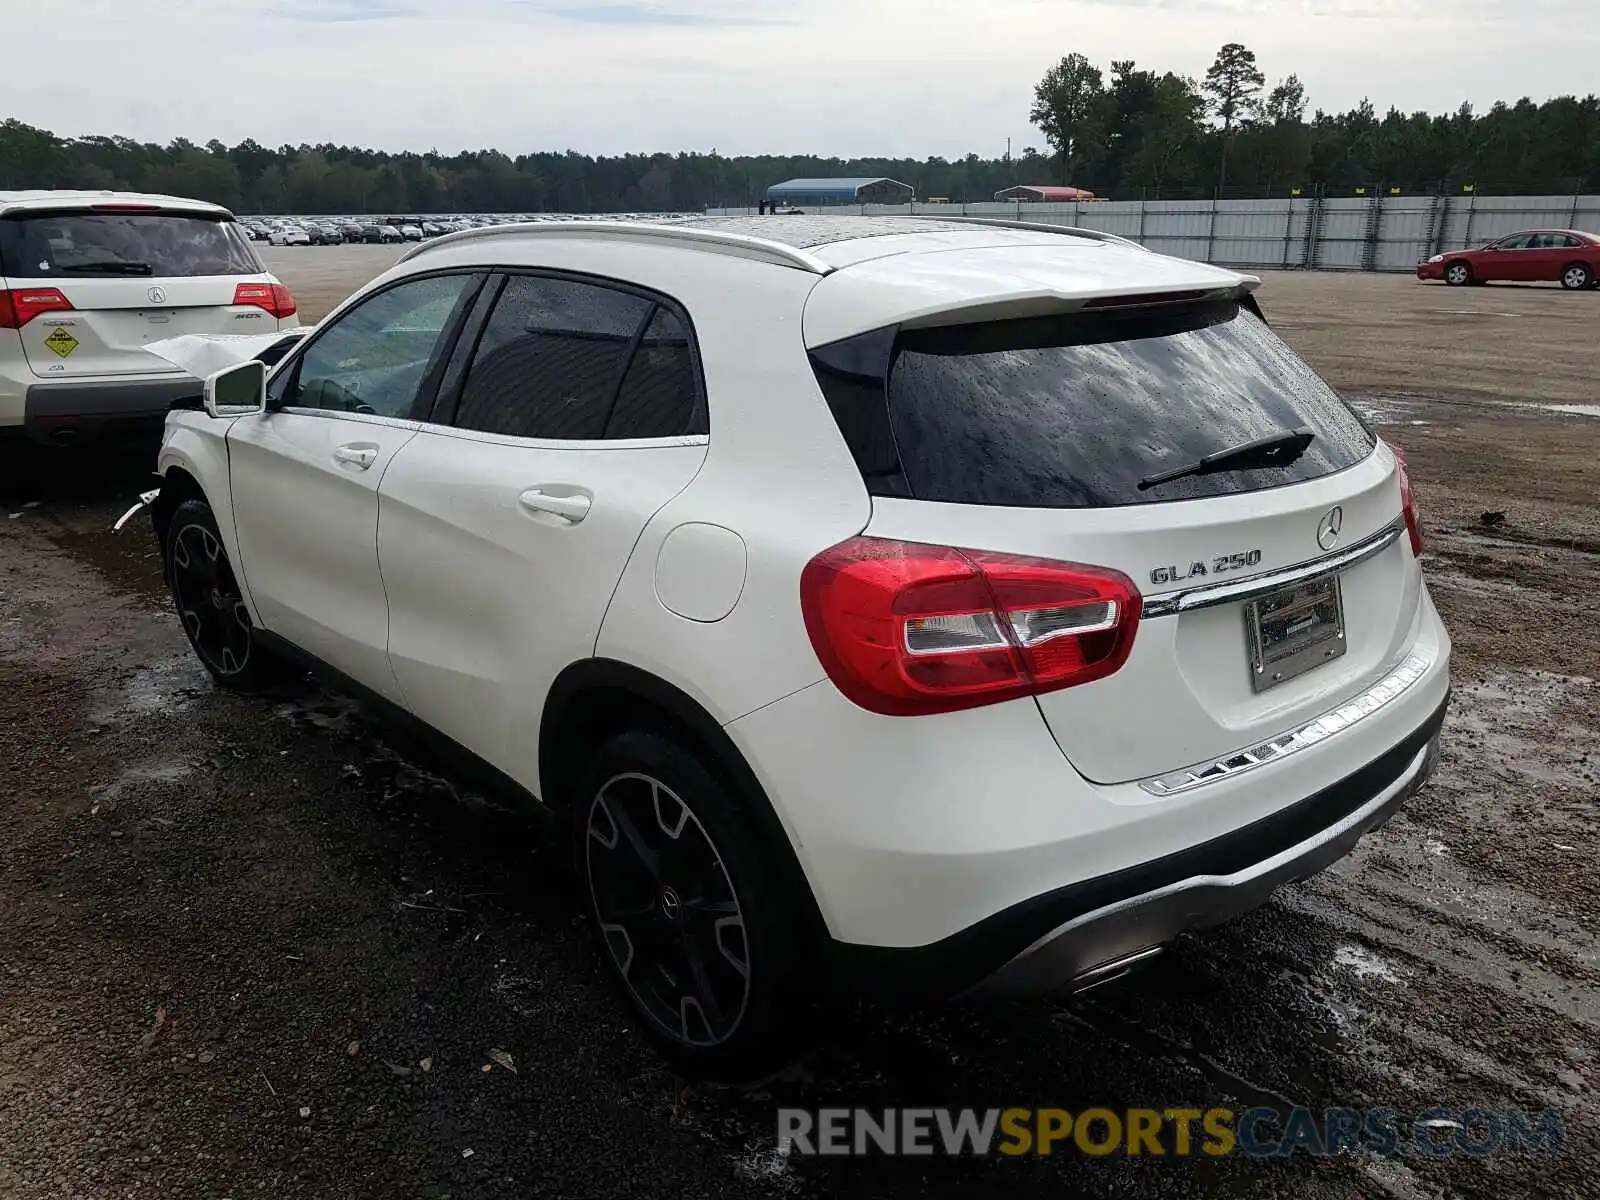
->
427;264;709;444
267;267;489;423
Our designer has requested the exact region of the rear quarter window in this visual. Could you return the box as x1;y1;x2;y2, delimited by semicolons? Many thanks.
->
812;300;1375;509
0;211;261;279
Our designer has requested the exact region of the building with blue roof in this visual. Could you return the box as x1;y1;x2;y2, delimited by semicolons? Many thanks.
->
765;177;916;206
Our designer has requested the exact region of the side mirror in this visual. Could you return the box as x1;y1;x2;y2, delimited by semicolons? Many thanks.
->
203;360;267;418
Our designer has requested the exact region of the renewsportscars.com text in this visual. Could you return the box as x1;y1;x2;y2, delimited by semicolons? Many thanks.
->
777;1106;1563;1158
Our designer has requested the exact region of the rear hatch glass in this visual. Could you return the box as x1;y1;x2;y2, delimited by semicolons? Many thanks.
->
0;211;262;280
816;300;1374;508
0;210;273;379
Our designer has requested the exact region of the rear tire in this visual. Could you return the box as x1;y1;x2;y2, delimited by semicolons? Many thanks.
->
165;498;296;693
1444;261;1472;286
573;729;815;1082
1561;262;1593;291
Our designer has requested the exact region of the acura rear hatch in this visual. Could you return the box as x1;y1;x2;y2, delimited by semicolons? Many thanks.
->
0;207;290;378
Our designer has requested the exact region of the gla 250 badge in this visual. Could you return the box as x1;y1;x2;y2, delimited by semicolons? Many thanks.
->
1150;549;1264;586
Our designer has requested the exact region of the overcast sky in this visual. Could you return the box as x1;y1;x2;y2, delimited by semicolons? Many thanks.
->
5;0;1595;159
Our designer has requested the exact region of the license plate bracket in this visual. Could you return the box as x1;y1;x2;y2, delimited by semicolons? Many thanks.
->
1244;573;1346;692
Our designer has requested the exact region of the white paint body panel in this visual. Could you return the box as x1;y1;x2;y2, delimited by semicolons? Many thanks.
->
378;427;706;782
864;446;1421;784
729;590;1449;948
226;410;417;700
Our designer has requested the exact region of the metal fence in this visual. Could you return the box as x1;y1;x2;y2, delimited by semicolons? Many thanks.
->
705;194;1600;273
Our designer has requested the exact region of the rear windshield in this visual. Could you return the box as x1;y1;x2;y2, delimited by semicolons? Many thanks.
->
0;211;262;280
813;300;1374;509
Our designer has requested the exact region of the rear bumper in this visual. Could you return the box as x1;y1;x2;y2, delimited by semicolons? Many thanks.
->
831;694;1446;1000
20;375;198;443
976;703;1443;996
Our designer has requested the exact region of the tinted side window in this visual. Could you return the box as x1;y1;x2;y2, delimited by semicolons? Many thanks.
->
455;276;651;440
288;273;478;418
606;307;702;438
866;301;1374;509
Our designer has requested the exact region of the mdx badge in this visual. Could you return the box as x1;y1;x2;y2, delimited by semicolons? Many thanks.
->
1151;550;1263;586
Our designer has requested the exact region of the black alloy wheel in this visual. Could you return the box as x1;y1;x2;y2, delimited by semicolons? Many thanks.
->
170;516;253;679
584;771;752;1049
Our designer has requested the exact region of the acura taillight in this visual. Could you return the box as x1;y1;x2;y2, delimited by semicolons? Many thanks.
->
233;282;297;320
800;537;1142;716
0;286;73;329
1391;445;1424;557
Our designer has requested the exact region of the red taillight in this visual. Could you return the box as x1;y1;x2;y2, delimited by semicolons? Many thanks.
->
799;537;1142;716
0;287;74;329
233;282;297;320
1391;445;1424;557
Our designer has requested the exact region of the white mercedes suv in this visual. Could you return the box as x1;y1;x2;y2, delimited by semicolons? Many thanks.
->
145;216;1450;1080
1;190;298;445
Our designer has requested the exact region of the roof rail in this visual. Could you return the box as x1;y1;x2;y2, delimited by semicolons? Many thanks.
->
399;220;835;274
886;215;1148;251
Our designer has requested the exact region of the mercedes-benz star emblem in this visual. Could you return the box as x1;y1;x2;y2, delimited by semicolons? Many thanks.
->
659;887;683;922
147;286;167;305
1317;505;1344;552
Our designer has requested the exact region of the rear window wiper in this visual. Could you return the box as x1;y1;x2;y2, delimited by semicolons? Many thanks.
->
58;261;154;275
1138;427;1316;491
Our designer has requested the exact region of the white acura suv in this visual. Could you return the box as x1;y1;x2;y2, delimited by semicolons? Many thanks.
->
145;216;1450;1080
1;190;298;445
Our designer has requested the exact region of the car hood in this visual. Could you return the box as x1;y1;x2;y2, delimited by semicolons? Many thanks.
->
143;329;312;377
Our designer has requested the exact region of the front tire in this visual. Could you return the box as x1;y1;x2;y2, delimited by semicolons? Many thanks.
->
1444;261;1472;286
1561;262;1593;291
165;498;294;693
574;730;813;1082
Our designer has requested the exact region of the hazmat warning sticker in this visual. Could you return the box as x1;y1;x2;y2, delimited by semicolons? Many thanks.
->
44;328;80;358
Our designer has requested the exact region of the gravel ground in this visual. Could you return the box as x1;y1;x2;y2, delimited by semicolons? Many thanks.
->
1;258;1596;1199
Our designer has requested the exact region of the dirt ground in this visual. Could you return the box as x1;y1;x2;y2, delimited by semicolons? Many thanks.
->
1;249;1596;1200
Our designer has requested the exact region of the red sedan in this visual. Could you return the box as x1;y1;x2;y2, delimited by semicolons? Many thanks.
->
1418;229;1600;289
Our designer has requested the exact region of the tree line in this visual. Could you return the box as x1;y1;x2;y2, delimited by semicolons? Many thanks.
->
1;44;1595;215
1030;44;1600;200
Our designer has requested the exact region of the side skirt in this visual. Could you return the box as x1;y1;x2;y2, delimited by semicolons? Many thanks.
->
252;628;550;821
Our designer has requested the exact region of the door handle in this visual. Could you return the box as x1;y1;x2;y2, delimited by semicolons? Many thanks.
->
333;443;378;470
518;488;592;524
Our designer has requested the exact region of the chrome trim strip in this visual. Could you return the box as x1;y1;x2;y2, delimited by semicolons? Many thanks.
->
1138;651;1432;796
1141;516;1405;619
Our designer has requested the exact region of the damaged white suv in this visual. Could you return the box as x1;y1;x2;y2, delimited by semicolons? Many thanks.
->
1;190;297;445
145;216;1450;1080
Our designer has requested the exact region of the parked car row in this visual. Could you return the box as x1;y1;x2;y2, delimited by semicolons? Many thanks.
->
238;212;699;247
